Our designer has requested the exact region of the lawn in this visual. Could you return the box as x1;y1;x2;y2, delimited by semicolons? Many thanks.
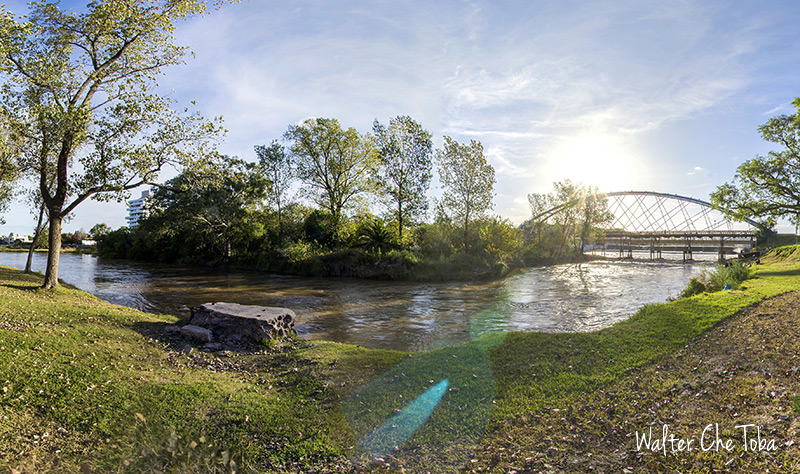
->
1;246;799;472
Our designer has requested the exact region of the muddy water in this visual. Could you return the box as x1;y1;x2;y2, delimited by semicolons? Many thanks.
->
0;252;710;351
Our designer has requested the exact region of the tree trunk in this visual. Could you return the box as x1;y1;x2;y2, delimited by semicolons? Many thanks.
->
24;204;46;273
397;201;403;243
277;199;284;243
42;215;62;289
463;214;470;254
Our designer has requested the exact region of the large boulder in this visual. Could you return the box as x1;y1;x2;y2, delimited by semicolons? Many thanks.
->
185;302;296;346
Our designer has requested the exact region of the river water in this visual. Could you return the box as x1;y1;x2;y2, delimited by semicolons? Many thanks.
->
0;252;711;351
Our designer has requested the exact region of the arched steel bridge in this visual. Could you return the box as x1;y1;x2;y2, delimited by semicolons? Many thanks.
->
533;191;760;261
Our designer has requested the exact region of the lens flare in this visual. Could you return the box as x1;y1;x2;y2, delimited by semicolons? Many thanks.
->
358;379;449;458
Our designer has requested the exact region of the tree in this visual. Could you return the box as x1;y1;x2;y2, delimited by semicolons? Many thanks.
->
525;180;612;257
23;189;48;273
711;98;800;229
373;116;433;243
284;118;377;240
0;123;18;224
254;140;293;242
437;136;495;252
145;155;269;262
0;1;227;289
89;223;111;239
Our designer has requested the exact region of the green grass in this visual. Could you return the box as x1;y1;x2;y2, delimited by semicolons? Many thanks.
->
489;255;800;419
0;266;402;473
2;246;800;472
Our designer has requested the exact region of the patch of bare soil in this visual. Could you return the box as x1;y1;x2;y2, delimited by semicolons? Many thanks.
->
475;291;800;473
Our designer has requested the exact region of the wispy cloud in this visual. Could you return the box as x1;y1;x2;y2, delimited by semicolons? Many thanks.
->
3;0;800;232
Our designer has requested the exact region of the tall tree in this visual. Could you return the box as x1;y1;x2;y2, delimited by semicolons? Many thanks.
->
437;136;495;252
0;1;227;289
23;190;48;273
254;140;293;242
373;116;433;243
284;118;377;238
526;180;612;257
711;98;800;229
145;155;269;262
0;123;18;223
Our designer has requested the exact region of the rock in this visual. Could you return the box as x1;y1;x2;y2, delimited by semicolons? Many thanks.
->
186;302;296;347
203;342;225;352
180;325;213;343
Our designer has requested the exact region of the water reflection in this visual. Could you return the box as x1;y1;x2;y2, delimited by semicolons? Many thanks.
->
0;252;710;351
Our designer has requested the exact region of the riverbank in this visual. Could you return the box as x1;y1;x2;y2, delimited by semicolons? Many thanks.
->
0;247;799;472
0;246;94;254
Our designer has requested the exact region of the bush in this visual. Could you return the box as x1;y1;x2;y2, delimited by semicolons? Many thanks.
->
680;277;707;298
704;261;755;292
680;261;755;297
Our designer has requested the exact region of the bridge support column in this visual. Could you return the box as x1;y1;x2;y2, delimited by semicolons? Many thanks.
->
683;238;693;263
649;237;662;260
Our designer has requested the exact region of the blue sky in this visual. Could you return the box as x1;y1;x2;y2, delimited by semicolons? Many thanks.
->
2;0;800;235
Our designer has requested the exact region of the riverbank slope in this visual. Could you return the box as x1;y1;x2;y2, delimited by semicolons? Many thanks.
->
0;247;799;472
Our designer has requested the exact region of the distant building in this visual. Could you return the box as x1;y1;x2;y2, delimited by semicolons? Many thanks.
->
1;233;32;245
126;189;151;227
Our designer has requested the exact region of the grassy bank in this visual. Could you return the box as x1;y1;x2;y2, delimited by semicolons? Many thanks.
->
1;247;800;472
0;268;406;473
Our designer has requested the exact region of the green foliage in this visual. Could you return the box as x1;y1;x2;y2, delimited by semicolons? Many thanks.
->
524;180;612;259
355;218;395;252
704;261;756;292
89;223;111;239
0;127;18;224
373;116;434;242
680;261;755;297
254;140;294;242
477;216;523;268
98;156;269;263
285;118;378;232
0;0;227;287
680;277;707;298
303;209;337;246
711;97;800;228
436;136;496;252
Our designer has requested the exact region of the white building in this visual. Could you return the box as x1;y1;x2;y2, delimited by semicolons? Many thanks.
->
126;189;151;227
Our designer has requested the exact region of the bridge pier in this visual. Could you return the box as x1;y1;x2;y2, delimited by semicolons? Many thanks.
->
683;238;693;263
649;237;662;260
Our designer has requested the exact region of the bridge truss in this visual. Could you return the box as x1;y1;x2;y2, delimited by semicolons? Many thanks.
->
533;191;760;261
600;192;758;261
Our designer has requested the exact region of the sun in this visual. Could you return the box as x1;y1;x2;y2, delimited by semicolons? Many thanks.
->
544;131;642;193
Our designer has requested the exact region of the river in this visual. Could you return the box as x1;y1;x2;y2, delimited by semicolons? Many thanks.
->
0;252;712;351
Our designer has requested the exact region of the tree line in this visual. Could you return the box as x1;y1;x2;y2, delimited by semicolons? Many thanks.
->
0;1;797;287
97;116;539;280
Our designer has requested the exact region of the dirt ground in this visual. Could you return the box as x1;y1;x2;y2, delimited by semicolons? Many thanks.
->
474;290;800;473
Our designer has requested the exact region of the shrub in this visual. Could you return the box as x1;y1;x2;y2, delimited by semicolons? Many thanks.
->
680;277;707;298
680;261;755;297
704;261;755;292
356;218;395;252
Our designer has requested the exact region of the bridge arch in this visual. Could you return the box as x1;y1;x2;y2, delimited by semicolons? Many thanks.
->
602;191;760;233
530;190;760;260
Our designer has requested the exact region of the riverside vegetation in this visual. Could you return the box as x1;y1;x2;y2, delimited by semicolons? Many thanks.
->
1;246;800;472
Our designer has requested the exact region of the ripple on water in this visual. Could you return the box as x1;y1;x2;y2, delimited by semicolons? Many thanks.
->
0;253;712;351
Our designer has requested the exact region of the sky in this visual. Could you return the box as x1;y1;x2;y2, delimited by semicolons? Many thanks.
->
2;0;800;235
